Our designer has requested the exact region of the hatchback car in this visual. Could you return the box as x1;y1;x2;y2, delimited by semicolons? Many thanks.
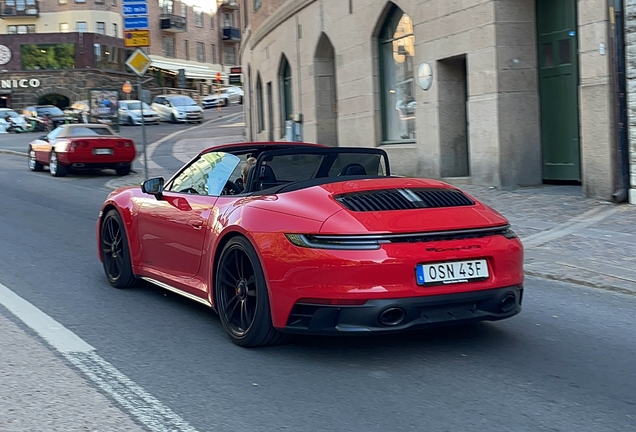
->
151;95;204;124
119;100;160;126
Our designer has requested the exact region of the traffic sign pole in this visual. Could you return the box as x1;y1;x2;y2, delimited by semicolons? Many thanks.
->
138;75;148;181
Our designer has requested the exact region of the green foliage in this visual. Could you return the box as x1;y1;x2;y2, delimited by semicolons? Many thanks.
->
21;43;76;70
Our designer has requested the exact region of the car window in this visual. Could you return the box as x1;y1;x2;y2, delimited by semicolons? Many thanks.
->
154;97;164;104
169;96;198;106
68;127;114;137
327;153;386;177
47;127;64;140
1;110;19;118
125;102;148;110
167;152;241;196
37;107;64;116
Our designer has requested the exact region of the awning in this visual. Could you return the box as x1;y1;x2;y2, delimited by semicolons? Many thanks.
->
148;55;223;80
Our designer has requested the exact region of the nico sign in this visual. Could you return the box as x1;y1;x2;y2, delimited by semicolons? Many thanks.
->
1;78;41;89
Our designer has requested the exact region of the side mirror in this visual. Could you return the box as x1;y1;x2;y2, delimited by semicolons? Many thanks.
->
141;177;164;198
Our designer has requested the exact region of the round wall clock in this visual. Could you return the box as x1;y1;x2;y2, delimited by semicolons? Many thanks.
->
0;45;12;65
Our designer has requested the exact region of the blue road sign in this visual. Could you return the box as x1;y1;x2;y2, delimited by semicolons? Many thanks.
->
122;3;148;15
122;0;146;3
124;16;149;30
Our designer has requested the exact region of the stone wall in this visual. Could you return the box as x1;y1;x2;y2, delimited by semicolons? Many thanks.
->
2;70;156;109
627;0;636;204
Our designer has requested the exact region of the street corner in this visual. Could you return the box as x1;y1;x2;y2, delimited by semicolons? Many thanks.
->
104;173;145;191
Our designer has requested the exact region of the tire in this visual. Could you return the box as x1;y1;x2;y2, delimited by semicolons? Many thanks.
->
239;96;243;105
28;146;43;172
100;209;137;288
215;237;288;347
116;165;131;176
223;99;228;107
128;116;135;126
171;113;178;124
49;151;68;177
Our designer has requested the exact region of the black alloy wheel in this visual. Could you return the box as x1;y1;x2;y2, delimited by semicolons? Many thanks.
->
215;237;288;347
101;209;136;288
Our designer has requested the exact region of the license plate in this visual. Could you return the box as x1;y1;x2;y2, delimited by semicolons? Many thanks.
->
93;148;113;155
416;259;489;286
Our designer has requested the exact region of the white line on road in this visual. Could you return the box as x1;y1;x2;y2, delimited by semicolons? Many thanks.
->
0;281;199;432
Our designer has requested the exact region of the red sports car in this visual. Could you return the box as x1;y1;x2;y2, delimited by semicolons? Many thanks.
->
28;124;136;177
97;142;524;347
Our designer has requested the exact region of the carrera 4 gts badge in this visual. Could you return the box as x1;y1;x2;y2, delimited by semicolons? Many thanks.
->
426;245;481;252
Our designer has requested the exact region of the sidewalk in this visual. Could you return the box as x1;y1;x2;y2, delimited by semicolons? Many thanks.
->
105;139;636;296
0;312;145;431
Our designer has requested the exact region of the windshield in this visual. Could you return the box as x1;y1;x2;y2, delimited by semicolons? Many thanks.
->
47;127;64;140
37;107;64;116
125;102;151;110
169;96;198;106
167;152;241;196
244;148;390;192
1;110;19;118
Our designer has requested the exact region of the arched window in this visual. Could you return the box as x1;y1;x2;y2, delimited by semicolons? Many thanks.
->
379;5;416;142
278;55;293;136
256;74;264;132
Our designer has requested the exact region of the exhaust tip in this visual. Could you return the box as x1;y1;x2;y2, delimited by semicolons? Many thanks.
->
378;307;406;326
499;293;517;313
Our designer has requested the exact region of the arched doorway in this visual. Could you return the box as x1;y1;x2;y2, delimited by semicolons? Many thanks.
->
37;94;70;109
314;33;338;146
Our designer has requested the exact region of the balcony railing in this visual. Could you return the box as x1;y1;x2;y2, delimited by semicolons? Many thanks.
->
1;0;39;18
222;26;241;42
160;14;187;33
218;0;239;10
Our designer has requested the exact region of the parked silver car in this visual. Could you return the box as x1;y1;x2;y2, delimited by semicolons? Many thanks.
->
151;95;204;124
202;86;244;108
118;100;160;126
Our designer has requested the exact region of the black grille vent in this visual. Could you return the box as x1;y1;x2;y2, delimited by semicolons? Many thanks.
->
334;188;474;212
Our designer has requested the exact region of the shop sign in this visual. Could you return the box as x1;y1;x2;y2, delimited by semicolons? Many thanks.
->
0;78;41;89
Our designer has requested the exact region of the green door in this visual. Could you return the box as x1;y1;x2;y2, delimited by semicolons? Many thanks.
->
536;0;581;181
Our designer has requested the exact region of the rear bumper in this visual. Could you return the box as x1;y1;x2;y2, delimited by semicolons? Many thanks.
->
282;286;523;335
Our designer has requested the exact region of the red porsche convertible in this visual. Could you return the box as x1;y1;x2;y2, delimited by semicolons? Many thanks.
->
97;142;524;347
28;124;136;177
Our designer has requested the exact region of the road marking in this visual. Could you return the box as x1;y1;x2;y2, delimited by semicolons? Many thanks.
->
0;281;199;432
522;206;620;249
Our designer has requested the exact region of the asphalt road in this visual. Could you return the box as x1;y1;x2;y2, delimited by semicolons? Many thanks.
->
0;152;634;431
0;105;243;155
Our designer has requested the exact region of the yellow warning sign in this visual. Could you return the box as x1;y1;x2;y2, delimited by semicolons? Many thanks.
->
125;49;151;77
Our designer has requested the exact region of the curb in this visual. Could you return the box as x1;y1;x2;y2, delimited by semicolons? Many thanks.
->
524;269;636;296
0;149;27;157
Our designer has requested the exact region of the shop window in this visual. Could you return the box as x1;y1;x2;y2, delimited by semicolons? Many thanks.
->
163;37;175;58
60;23;70;33
378;5;416;142
256;74;264;132
196;42;205;62
278;55;293;136
96;22;105;35
21;43;75;70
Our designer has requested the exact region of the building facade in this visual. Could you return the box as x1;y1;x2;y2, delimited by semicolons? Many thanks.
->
625;0;636;204
0;0;243;110
241;0;630;201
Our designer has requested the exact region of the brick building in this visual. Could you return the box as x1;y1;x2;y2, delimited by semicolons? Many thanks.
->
241;0;631;202
0;0;243;109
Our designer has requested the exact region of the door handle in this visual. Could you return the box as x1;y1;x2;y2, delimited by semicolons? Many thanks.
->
188;219;204;229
